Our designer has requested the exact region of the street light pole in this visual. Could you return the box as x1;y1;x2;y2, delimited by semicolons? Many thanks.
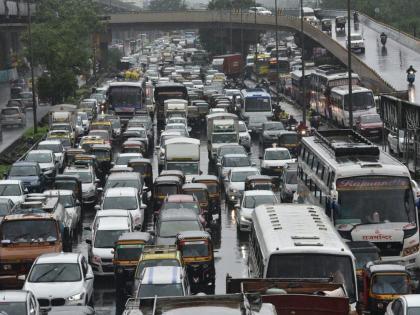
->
347;0;353;128
275;0;279;99
27;0;37;134
300;0;306;127
240;7;244;56
254;0;258;79
229;3;233;53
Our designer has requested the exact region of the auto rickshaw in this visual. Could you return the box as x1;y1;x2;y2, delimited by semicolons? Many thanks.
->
153;176;183;211
321;19;332;33
79;135;105;152
176;231;215;294
122;140;147;156
128;158;153;189
53;174;82;204
90;120;113;138
159;170;185;185
182;183;210;220
65;148;86;167
335;16;346;33
348;241;380;288
46;130;73;149
277;131;300;158
245;175;275;191
113;232;152;295
192;175;221;216
359;261;413;315
91;144;113;173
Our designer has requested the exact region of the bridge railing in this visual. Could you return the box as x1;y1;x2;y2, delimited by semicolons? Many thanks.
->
0;0;36;18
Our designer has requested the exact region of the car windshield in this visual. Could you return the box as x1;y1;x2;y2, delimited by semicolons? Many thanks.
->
231;170;259;182
51;124;71;131
9;165;38;176
0;302;27;315
360;115;381;123
212;133;238;143
163;202;200;214
159;220;201;237
103;196;138;210
166;162;199;175
2;108;19;115
344;92;375;111
351;34;363;41
105;179;139;190
238;123;247;132
135;259;180;278
1;219;58;243
184;190;206;203
371;274;410;295
244;194;277;208
279;134;299;145
57;194;75;208
116;155;139;166
64;171;92;183
156;185;178;195
26;152;52;163
0;184;21;196
127;129;146;138
335;176;417;225
180;241;209;257
249;116;268;123
265;122;284;130
224;156;250;167
285;171;298;184
37;144;61;153
219;146;245;156
138;283;183;298
116;245;144;260
265;150;291;160
29;263;81;283
245;97;271;112
94;229;128;248
408;308;420;315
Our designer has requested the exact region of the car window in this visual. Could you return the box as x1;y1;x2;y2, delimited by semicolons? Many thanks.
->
0;184;21;196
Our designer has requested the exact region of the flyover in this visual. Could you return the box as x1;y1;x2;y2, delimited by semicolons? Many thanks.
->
109;10;395;95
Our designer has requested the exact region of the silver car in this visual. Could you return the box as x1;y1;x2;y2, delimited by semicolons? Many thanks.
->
1;106;26;127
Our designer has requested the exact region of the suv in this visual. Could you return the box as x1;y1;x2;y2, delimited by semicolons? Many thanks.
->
63;165;99;205
348;33;365;53
260;121;285;149
135;266;190;298
6;161;49;193
37;140;65;171
0;107;26;128
24;150;57;181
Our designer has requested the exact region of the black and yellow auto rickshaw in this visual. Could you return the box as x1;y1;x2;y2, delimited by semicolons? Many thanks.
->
79;135;105;153
113;231;152;295
245;175;275;191
360;261;412;315
53;174;82;204
121;140;146;156
159;170;185;186
128;158;153;189
192;175;221;217
277;131;300;158
65;148;86;167
176;231;215;294
182;183;210;220
153;176;183;211
321;19;332;33
91;144;113;173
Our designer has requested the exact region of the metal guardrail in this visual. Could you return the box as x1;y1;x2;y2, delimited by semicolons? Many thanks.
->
0;0;35;17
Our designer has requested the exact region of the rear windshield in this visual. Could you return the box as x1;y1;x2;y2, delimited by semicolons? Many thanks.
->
1;220;58;243
2;108;19;115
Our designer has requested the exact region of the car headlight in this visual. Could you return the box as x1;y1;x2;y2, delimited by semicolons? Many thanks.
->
403;243;419;256
68;292;84;301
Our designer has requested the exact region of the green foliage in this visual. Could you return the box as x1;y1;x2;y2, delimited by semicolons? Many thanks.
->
321;0;420;37
23;0;102;104
148;0;186;11
208;0;254;9
108;47;124;72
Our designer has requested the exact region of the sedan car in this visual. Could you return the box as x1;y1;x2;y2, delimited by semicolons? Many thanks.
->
260;121;285;149
22;253;94;308
0;107;26;128
260;148;296;176
218;153;252;180
224;167;260;207
63;165;99;205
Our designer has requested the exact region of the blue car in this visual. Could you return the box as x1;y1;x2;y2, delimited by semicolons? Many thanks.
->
6;161;50;193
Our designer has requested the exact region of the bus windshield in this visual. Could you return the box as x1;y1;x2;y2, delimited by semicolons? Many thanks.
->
109;87;141;106
344;92;375;111
335;176;416;225
245;97;271;112
267;253;356;303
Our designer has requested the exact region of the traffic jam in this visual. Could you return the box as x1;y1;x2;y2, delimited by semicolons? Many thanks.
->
1;20;420;315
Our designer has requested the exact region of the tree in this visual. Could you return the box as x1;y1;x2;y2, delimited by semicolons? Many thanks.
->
148;0;186;11
22;0;102;104
199;0;261;57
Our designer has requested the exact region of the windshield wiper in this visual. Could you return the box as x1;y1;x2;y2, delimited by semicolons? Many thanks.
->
51;266;66;281
34;266;57;282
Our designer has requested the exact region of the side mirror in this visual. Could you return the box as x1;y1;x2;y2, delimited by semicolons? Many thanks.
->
251;162;256;166
97;187;103;193
23;188;29;194
199;170;203;175
149;230;155;236
94;205;101;211
75;200;81;206
140;204;147;210
18;274;26;281
135;225;142;231
85;239;92;245
85;272;94;280
216;162;221;167
95;178;100;184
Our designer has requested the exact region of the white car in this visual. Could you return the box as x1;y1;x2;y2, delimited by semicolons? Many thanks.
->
235;190;279;232
238;121;251;151
224;167;260;206
36;140;65;170
98;187;145;229
63;165;99;205
261;147;296;176
87;216;132;275
385;294;420;315
25;149;57;176
348;33;365;53
218;153;252;180
249;6;272;15
44;189;81;230
23;253;94;308
0;290;40;315
0;179;27;204
113;153;143;168
388;130;413;155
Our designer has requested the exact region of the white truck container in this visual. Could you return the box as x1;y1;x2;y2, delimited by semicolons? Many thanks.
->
164;99;188;119
164;137;200;182
49;104;77;129
206;113;239;160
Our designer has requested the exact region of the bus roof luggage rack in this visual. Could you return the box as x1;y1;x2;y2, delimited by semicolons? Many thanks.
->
314;129;380;157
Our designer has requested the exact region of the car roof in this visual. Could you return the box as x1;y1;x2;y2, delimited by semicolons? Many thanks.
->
182;183;207;190
0;179;22;185
104;187;138;196
0;290;30;302
36;252;80;264
160;208;198;221
107;172;141;180
231;167;260;173
12;161;38;167
39;140;62;145
44;189;73;196
166;194;195;202
141;266;183;284
401;294;420;307
243;190;276;197
64;165;92;173
264;147;289;152
27;149;54;155
95;209;130;218
97;216;130;230
223;153;249;158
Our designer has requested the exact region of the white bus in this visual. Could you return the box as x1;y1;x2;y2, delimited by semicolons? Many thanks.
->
330;85;377;127
249;203;357;304
297;129;420;270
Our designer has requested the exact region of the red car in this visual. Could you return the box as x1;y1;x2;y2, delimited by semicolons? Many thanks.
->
355;114;383;139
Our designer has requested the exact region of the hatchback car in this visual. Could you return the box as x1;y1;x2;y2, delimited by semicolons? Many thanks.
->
0;290;40;315
25;149;57;179
0;107;26;128
224;167;260;206
22;253;94;308
0;179;27;204
63;165;99;205
218;153;252;180
280;167;298;202
0;197;16;222
36;140;65;170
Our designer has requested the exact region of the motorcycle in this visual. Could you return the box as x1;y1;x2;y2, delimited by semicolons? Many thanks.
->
380;33;387;46
408;71;416;85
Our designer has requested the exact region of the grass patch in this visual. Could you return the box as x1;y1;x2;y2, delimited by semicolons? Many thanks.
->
23;125;49;142
0;164;10;178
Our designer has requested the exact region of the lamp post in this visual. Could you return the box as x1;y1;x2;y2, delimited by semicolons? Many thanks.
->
347;0;353;128
300;0;306;127
240;7;244;56
254;0;258;79
27;0;37;134
229;3;233;53
275;0;279;99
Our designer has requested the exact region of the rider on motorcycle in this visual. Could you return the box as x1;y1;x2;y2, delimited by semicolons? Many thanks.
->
407;65;417;75
288;115;297;126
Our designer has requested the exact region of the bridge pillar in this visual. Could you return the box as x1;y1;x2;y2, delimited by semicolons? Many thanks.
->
0;31;12;70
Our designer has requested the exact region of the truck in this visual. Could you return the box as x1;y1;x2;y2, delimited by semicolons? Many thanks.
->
154;83;188;128
164;137;200;182
206;113;239;161
164;99;188;120
48;104;77;129
212;54;243;78
0;211;70;288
